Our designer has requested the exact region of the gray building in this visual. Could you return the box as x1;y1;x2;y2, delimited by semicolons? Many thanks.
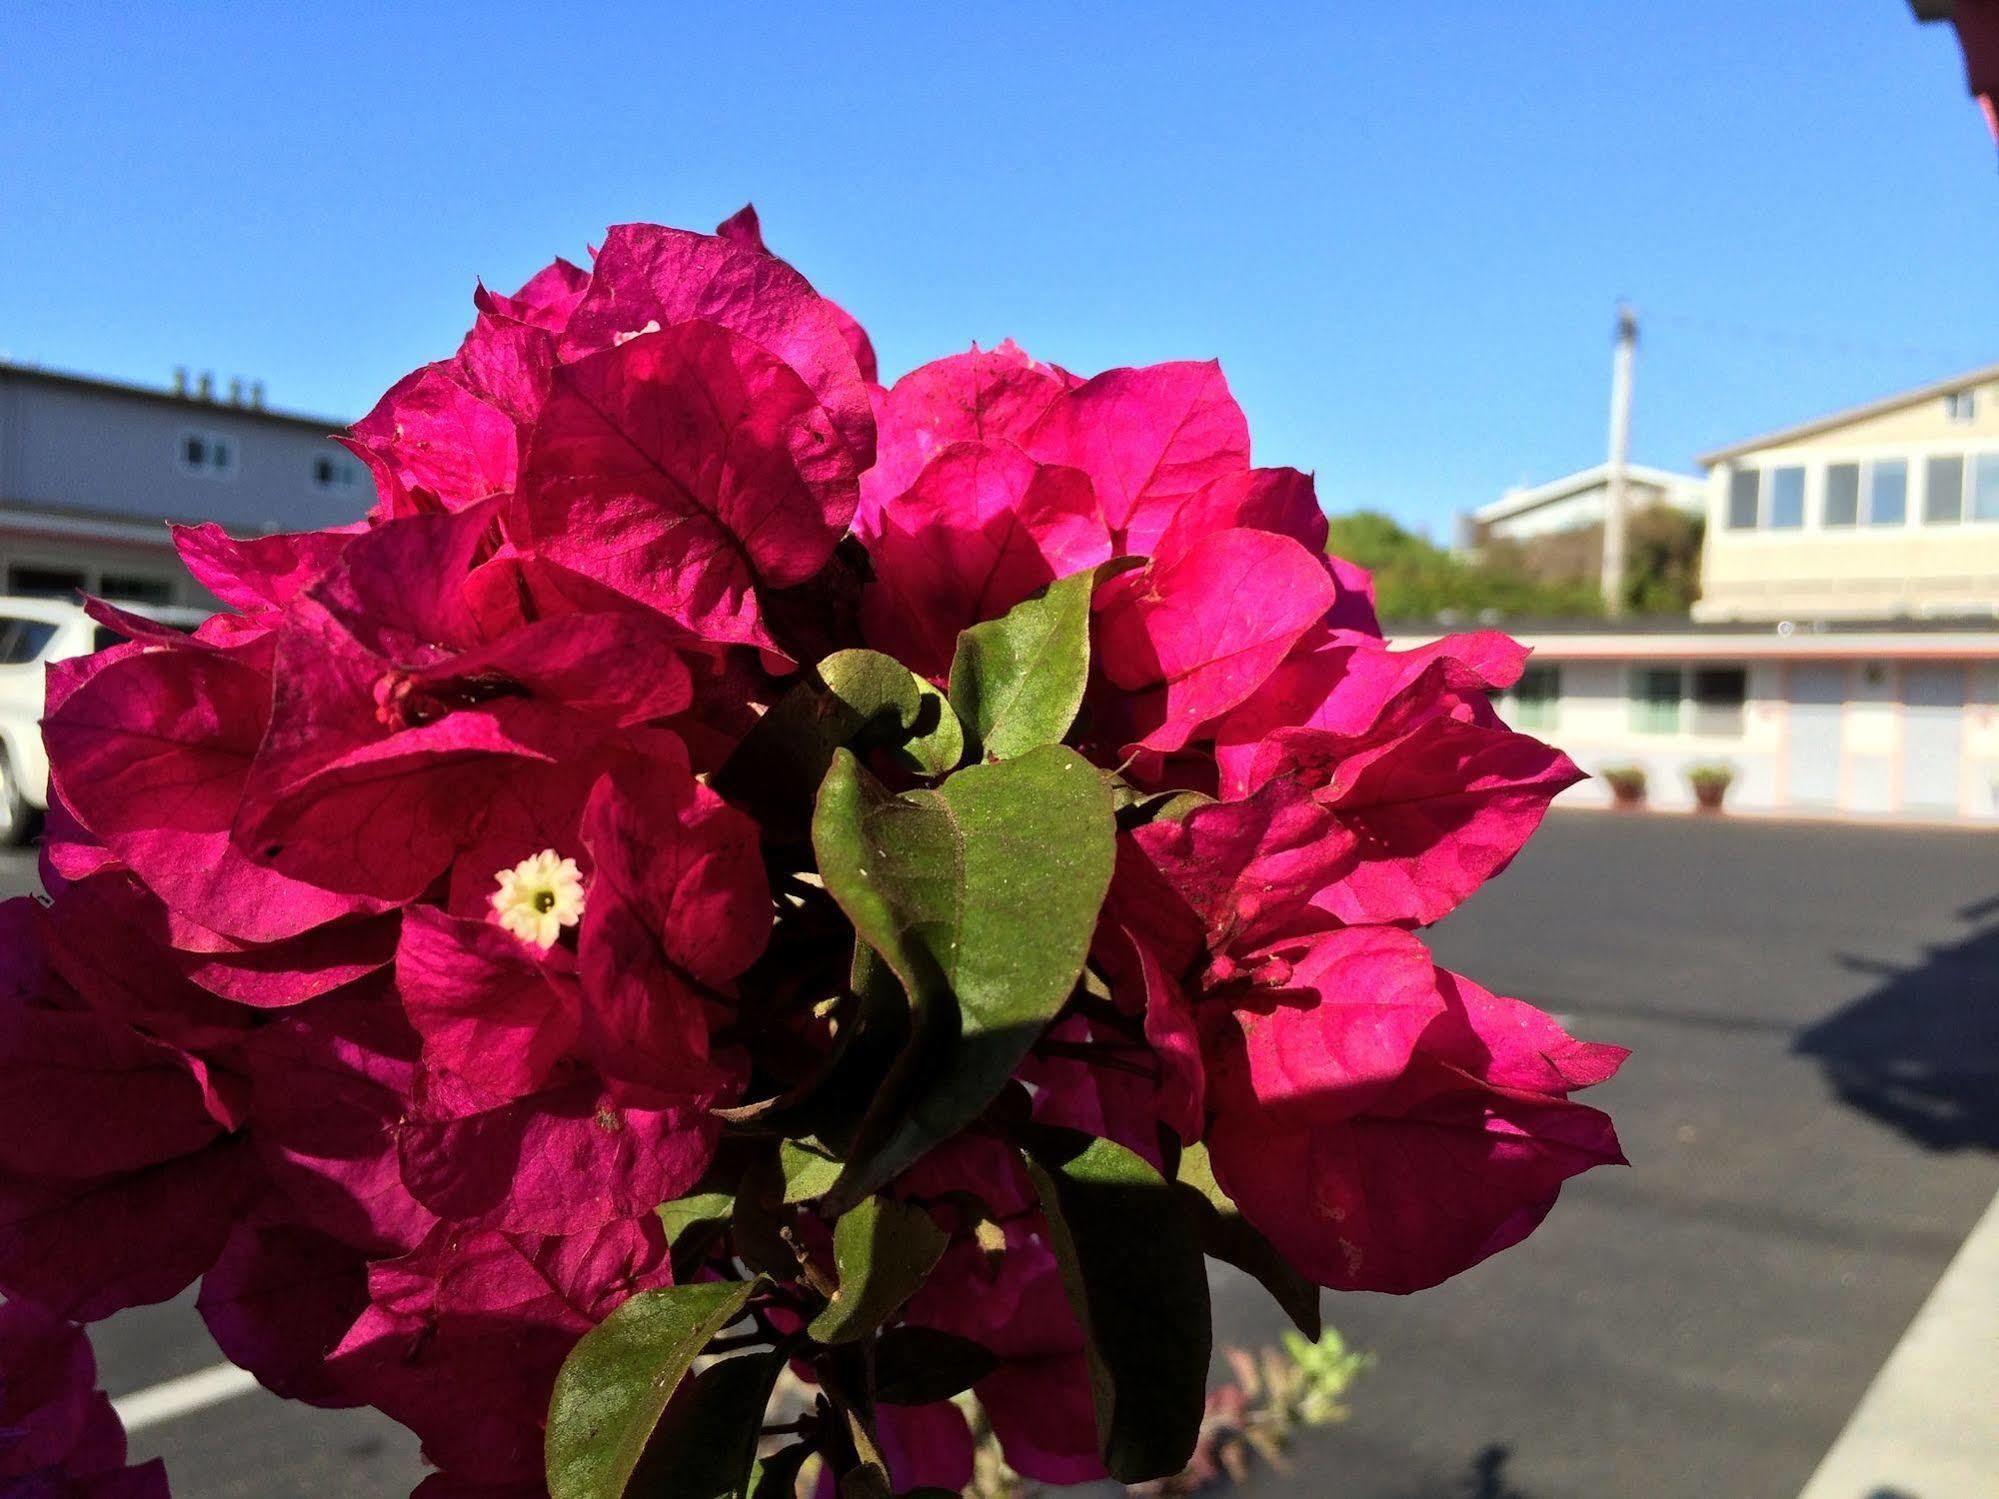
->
0;361;374;606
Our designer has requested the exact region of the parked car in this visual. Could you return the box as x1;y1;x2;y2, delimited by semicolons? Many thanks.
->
0;596;211;844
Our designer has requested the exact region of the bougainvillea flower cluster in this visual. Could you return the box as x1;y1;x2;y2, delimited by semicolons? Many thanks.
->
0;209;1623;1499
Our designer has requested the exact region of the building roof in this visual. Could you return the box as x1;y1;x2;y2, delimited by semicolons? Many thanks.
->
1381;612;1999;661
1383;613;1999;637
1473;461;1702;524
0;359;352;436
1695;360;1999;467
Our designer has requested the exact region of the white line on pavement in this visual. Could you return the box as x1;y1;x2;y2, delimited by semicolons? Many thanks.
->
112;1362;261;1433
1797;1185;1999;1499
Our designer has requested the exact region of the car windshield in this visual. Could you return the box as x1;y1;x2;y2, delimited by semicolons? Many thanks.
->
0;617;60;664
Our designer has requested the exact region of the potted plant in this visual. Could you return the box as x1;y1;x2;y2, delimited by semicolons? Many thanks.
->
1688;762;1734;814
1601;764;1647;809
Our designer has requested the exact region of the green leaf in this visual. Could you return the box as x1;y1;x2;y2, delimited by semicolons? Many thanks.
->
626;1348;785;1499
778;1139;843;1204
1114;786;1215;829
1175;1140;1321;1340
747;1440;814;1499
807;1195;950;1345
657;1189;734;1244
656;1188;737;1281
874;1325;999;1406
947;568;1095;760
817;649;964;776
1022;1128;1212;1484
811;744;1116;1210
714;649;964;830
546;1280;758;1499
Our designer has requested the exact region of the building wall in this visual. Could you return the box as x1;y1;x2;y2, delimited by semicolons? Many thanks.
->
1515;658;1783;812
1501;649;1999;824
0;376;372;533
0;371;374;607
1697;376;1999;621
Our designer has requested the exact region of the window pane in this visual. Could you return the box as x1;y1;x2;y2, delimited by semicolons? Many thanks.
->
1630;668;1682;734
1925;456;1964;523
6;564;87;598
1727;469;1759;529
1868;460;1907;525
1767;467;1805;528
1823;463;1860;526
1508;664;1560;731
183;435;204;465
1975;455;1999;522
99;574;175;605
1690;666;1747;737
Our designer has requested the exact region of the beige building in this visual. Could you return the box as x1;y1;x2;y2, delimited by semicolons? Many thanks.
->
1694;363;1999;623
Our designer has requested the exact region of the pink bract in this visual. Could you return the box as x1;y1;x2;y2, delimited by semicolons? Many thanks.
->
0;211;1621;1498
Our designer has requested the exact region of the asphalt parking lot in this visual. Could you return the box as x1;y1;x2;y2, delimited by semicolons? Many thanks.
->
5;810;1997;1499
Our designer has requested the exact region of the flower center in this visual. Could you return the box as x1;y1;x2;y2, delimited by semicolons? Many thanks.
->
491;849;586;949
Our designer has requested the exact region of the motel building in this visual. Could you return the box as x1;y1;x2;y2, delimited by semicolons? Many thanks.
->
1467;364;1999;824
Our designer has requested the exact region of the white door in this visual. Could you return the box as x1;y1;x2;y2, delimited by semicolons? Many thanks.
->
1785;664;1845;810
1899;665;1964;816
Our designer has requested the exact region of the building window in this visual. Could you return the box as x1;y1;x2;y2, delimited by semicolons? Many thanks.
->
98;573;176;605
1945;390;1977;423
1630;667;1683;734
1726;469;1760;530
1867;459;1908;526
1823;462;1861;527
1690;666;1748;737
1970;453;1999;522
1925;455;1965;524
1766;466;1805;528
178;430;237;478
1505;664;1560;731
312;453;363;490
5;564;87;598
0;617;60;665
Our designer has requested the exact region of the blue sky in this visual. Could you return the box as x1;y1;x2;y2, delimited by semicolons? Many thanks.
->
2;2;1992;535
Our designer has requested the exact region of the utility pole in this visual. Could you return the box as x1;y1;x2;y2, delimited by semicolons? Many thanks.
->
1601;301;1637;617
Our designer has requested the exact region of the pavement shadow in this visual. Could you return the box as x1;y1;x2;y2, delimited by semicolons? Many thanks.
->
1792;894;1999;1152
1385;1444;1538;1499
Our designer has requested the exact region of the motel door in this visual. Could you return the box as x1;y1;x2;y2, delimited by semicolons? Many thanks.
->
1899;665;1964;817
1785;664;1845;811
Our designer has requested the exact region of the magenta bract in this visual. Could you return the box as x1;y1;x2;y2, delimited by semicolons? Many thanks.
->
0;210;1620;1498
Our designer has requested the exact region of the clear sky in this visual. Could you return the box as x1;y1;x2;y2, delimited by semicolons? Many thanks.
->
3;2;1993;535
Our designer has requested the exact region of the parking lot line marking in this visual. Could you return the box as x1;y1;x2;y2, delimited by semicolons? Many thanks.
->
1796;1185;1999;1499
112;1362;261;1433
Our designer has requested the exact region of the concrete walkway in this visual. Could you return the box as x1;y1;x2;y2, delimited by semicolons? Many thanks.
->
1797;1187;1999;1499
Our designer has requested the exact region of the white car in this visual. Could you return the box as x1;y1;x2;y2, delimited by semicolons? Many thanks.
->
0;596;212;844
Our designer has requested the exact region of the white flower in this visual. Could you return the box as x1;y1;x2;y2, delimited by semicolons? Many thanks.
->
490;849;586;950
